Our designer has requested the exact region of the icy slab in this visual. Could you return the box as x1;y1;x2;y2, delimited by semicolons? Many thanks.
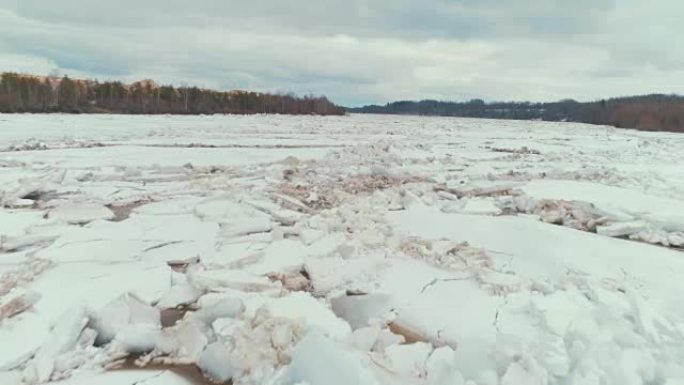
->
389;205;684;305
0;312;49;370
28;306;89;382
0;211;49;238
46;203;115;224
521;180;684;231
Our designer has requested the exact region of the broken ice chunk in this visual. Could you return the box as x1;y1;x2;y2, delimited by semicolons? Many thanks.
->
300;229;325;245
192;297;245;324
348;327;381;351
330;293;391;329
0;235;57;253
284;331;379;385
372;328;405;352
426;346;465;385
156;284;202;310
197;342;237;383
89;293;160;345
500;359;547;385
384;342;433;378
668;232;684;247
113;324;163;354
156;318;209;359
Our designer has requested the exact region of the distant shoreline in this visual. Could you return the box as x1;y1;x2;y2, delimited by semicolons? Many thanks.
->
347;95;684;133
0;72;345;116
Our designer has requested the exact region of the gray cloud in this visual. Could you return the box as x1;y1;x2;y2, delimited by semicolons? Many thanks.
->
7;0;615;38
0;0;682;106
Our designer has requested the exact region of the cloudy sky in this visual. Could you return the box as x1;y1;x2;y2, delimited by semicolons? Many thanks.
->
0;0;682;106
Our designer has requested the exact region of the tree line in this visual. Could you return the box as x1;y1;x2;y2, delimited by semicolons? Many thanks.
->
0;73;344;115
349;95;684;133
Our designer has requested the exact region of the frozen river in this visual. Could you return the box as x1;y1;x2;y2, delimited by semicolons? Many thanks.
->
1;113;684;385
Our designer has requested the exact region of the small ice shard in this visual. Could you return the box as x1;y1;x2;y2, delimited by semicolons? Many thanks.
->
188;268;273;292
8;198;34;208
270;193;315;214
596;221;649;237
77;327;98;349
220;221;274;239
436;190;460;201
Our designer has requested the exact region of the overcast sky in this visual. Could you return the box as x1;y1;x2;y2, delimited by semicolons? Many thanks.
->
0;0;682;106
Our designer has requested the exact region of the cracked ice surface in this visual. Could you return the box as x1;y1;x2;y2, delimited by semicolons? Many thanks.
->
1;113;684;385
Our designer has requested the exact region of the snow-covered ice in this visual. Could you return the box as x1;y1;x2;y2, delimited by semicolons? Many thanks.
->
1;113;684;384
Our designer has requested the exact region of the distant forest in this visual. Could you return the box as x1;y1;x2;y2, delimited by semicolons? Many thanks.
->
0;72;344;115
350;95;684;132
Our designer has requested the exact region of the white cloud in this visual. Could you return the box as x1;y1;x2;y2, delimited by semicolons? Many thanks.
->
0;1;683;105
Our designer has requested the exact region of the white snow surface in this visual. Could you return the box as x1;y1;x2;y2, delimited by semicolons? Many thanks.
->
1;113;684;385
